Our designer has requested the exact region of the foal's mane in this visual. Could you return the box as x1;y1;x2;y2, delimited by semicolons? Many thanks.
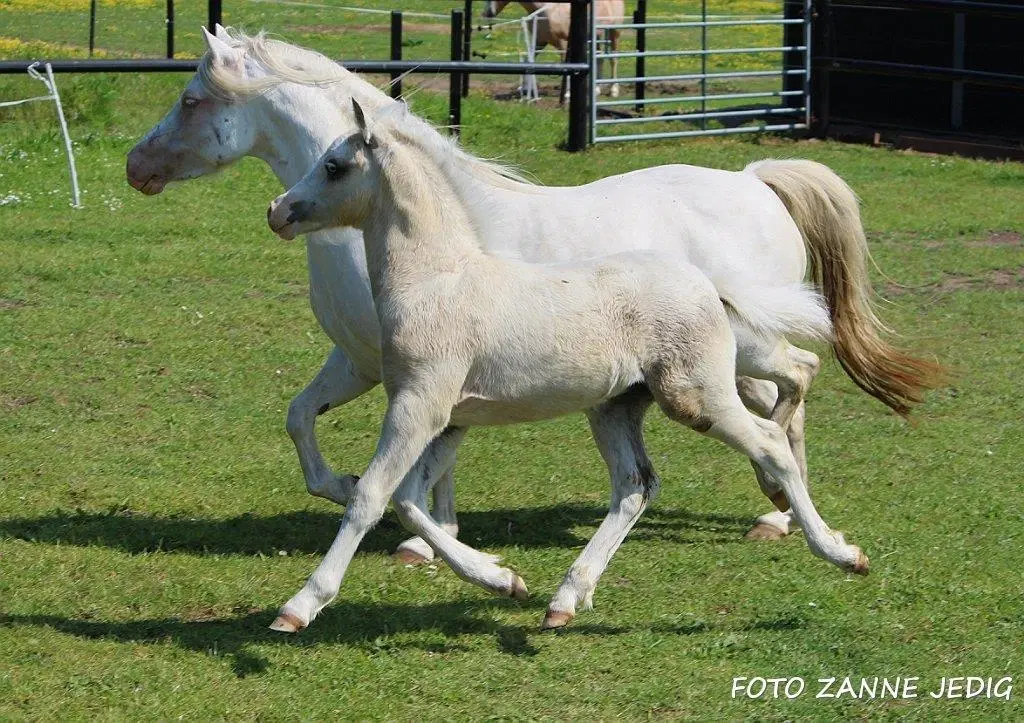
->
198;28;536;191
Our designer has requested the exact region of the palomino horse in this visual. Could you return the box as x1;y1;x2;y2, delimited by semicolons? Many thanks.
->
482;1;625;98
125;29;943;565
265;99;868;632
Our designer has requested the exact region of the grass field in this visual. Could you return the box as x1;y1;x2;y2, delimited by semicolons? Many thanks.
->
2;13;1024;722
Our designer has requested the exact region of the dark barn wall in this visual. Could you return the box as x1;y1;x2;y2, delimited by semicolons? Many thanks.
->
812;0;1024;158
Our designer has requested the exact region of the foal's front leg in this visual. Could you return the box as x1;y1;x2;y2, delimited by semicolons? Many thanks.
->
271;390;453;633
391;429;528;600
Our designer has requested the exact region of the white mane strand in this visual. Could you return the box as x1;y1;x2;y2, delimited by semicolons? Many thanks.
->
199;28;537;191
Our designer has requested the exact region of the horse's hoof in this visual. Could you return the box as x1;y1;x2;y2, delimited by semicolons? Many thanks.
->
540;609;574;630
392;548;431;566
744;521;788;541
269;611;307;633
850;549;870;576
509;575;529;601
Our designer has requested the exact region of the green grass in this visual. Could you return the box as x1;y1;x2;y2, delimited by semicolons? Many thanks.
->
2;34;1024;723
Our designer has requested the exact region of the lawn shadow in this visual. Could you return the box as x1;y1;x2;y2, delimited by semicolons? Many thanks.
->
0;597;631;675
0;505;751;557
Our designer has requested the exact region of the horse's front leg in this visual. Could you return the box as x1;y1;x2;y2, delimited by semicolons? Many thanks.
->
286;345;377;505
271;389;453;633
393;450;461;565
609;29;621;98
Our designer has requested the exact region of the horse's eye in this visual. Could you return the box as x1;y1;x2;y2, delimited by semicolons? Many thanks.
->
182;96;200;109
324;160;345;179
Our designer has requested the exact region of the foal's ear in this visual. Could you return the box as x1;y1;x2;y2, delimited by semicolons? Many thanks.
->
351;99;376;149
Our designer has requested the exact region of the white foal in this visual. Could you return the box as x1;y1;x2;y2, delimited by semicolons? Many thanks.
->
264;101;868;633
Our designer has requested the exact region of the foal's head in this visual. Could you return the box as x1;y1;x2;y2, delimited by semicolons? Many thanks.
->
267;100;385;240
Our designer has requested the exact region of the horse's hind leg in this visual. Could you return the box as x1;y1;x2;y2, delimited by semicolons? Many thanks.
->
735;334;820;519
544;386;656;630
651;363;867;575
736;376;806;540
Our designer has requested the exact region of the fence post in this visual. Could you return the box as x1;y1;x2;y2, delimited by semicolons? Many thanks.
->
809;0;830;137
634;0;646;114
462;0;473;97
449;9;464;136
390;10;403;99
88;0;97;57
782;0;805;117
566;0;589;151
207;0;222;32
166;0;175;59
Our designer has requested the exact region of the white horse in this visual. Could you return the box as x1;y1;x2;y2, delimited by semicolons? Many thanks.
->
125;29;942;560
482;1;625;98
264;99;868;633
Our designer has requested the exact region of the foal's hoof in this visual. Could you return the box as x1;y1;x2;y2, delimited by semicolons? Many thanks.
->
744;521;788;541
392;548;431;566
849;549;870;576
540;609;574;630
509;575;529;601
269;611;307;634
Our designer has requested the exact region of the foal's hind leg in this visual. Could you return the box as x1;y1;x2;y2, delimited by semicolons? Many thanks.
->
544;386;656;630
650;359;866;575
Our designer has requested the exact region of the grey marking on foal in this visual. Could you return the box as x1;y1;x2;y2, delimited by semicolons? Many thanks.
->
213;125;224;145
317;403;330;415
287;200;315;224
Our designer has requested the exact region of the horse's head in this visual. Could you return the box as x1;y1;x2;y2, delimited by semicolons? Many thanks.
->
268;100;386;240
126;26;263;195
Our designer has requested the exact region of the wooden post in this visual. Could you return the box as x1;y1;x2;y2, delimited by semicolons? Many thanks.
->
390;10;403;99
449;10;464;135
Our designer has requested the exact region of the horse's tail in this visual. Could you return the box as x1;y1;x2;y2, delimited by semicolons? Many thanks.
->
746;159;946;417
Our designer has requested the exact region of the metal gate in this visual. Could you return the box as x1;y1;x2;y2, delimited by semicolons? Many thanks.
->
590;1;812;143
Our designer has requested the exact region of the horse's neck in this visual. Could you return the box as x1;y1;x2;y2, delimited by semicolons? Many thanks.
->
362;141;480;299
251;67;393;189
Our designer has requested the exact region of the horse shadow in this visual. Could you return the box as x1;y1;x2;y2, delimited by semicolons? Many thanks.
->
0;504;752;557
0;604;808;677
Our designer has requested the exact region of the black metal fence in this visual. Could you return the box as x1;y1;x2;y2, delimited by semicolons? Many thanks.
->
0;0;594;152
810;0;1024;159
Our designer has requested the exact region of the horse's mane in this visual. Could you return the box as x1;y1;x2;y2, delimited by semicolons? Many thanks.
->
198;28;536;191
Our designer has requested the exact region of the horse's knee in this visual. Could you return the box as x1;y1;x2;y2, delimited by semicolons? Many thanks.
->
285;394;310;440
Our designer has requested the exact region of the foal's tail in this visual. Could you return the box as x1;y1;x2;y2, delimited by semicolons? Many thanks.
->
746;159;947;417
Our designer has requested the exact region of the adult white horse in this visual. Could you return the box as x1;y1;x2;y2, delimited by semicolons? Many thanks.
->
125;29;942;558
482;1;625;98
265;99;868;632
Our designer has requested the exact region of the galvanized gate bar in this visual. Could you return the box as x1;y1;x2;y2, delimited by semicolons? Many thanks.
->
597;89;803;108
591;0;812;145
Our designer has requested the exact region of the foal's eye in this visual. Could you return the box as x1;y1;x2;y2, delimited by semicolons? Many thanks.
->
324;160;346;180
182;96;200;109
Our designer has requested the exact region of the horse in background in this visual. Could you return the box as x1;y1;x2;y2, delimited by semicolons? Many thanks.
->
483;1;625;99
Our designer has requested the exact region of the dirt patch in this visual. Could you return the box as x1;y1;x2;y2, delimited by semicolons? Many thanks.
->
1;394;38;410
967;231;1023;248
0;298;27;310
882;266;1024;296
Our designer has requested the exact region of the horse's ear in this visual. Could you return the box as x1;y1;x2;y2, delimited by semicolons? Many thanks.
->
201;26;240;67
214;23;231;41
351;99;375;148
